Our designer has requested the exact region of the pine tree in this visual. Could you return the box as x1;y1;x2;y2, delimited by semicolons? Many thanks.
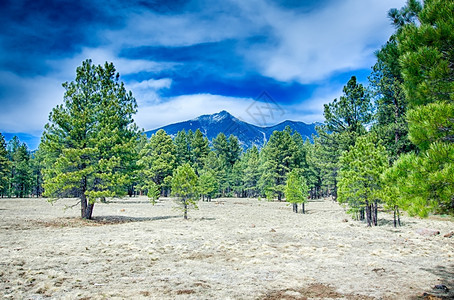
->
30;148;44;197
0;133;11;197
384;0;454;216
190;129;209;175
369;36;415;161
227;134;242;168
304;139;324;199
338;134;388;226
174;130;191;166
40;59;140;219
199;170;218;201
171;163;199;219
7;136;32;198
383;143;454;217
259;127;299;200
285;169;309;213
316;76;373;198
242;146;261;198
230;160;245;197
138;129;176;196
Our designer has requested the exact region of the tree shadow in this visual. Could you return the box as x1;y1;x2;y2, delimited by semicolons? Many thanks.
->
409;264;454;299
91;215;181;224
378;217;416;227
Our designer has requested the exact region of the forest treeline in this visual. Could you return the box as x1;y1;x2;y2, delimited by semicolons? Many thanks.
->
0;0;452;223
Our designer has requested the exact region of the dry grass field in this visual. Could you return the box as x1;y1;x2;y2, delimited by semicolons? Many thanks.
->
1;197;453;299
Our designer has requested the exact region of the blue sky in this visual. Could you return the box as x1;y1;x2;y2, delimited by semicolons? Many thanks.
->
0;0;405;150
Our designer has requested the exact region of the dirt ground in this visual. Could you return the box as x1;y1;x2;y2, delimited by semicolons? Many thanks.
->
0;197;453;299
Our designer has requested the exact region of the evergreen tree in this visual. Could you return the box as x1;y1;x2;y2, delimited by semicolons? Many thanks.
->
0;133;11;197
230;160;245;197
338;134;388;226
202;151;226;196
383;143;454;217
304;139;324;199
369;36;414;161
199;170;218;201
174;130;191;166
30;147;45;197
171;163;199;219
40;59;140;219
384;0;454;216
316;76;373;198
242;146;261;198
259;127;299;200
190;129;209;175
227;134;242;168
138;129;176;196
212;132;228;158
285;169;309;213
7;136;32;198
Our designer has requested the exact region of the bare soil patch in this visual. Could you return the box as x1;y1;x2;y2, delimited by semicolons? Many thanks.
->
0;197;453;299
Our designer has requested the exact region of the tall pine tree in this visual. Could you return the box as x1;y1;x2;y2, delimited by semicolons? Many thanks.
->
41;59;140;219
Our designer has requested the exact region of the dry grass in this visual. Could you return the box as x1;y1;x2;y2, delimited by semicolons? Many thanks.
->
0;196;453;299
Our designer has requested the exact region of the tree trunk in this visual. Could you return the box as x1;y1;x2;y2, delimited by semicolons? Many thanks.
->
293;203;298;213
80;177;93;219
360;208;365;221
374;200;378;226
84;202;95;219
183;199;188;220
393;207;397;228
302;202;305;214
366;201;371;227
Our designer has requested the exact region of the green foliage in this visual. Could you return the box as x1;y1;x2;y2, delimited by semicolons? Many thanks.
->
242;146;261;197
323;76;372;135
382;0;454;217
40;59;140;219
338;134;388;223
209;132;243;196
30;147;45;197
259;127;301;200
0;133;11;196
369;36;415;161
7;136;32;197
407;102;454;151
398;0;454;107
174;130;192;166
198;170;219;201
171;163;199;219
230;160;245;197
285;169;309;213
383;143;454;217
138;129;176;196
315;76;373;198
146;181;160;203
190;129;209;174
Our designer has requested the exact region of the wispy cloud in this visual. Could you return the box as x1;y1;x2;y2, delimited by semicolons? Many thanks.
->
0;0;407;149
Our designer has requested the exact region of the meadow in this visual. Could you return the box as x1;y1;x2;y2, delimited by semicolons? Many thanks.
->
1;197;453;299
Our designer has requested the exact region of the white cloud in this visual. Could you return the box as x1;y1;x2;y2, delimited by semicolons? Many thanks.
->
101;0;405;84
127;78;172;105
0;71;63;134
134;90;331;131
240;0;406;83
136;94;252;130
48;48;175;80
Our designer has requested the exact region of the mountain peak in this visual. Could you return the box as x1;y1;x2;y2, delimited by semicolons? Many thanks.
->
145;110;318;149
198;110;233;123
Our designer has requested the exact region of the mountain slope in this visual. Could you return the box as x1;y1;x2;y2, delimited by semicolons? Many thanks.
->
145;110;319;148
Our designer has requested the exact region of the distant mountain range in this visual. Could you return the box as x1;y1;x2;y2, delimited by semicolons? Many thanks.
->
145;110;320;149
